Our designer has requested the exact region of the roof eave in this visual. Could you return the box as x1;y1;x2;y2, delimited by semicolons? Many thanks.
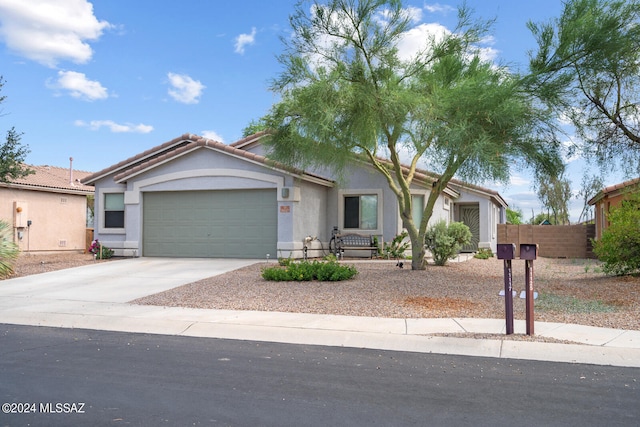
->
0;182;94;195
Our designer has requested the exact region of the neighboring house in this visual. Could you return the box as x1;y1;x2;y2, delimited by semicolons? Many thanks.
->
588;177;640;240
81;132;507;259
1;164;94;252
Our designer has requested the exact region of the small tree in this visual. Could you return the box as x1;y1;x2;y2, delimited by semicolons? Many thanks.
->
536;171;571;224
576;173;603;223
592;193;640;275
506;206;524;224
424;220;471;266
264;0;563;270
1;77;32;182
0;219;19;278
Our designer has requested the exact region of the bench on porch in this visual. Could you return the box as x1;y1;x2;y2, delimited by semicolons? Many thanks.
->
332;233;378;258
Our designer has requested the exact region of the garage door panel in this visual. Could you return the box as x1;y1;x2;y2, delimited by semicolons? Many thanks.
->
143;189;277;258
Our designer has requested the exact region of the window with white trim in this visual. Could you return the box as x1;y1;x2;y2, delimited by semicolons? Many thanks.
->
344;194;378;230
104;193;125;228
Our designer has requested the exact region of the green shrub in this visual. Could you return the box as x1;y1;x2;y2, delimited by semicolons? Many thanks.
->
424;220;472;266
278;257;292;267
316;260;358;281
0;220;19;278
261;260;357;281
593;194;640;275
88;239;114;259
474;248;494;259
382;231;410;259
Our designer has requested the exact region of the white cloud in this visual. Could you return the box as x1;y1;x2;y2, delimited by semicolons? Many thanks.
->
376;6;422;24
75;119;153;133
397;22;450;61
424;3;456;15
476;35;499;62
0;0;112;67
201;130;224;143
234;27;257;54
48;70;108;101
166;72;205;104
509;174;530;187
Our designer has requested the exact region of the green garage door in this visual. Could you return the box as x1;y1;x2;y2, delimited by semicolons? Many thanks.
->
143;189;277;258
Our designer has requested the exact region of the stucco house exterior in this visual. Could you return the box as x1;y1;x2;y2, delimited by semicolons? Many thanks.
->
81;132;507;259
1;164;94;253
588;177;640;240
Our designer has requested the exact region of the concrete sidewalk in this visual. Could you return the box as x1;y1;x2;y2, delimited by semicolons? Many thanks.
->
1;258;639;367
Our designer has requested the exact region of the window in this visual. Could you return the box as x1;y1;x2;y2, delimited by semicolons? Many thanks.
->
344;195;378;230
412;194;424;227
104;193;125;228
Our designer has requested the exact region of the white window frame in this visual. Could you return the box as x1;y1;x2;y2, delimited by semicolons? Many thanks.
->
338;189;383;235
98;188;126;235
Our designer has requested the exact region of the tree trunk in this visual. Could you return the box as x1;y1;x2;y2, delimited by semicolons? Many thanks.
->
410;242;427;270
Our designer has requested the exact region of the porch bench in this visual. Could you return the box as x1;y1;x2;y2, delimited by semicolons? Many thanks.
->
333;233;377;258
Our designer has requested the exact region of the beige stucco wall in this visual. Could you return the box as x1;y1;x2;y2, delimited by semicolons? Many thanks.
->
1;187;88;252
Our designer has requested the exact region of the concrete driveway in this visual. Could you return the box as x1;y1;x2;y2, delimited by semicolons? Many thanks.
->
0;257;259;303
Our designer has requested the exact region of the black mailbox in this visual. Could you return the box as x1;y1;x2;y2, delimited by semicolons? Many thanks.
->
520;244;538;260
497;243;516;260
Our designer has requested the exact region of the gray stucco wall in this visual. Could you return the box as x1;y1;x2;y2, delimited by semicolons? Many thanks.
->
93;148;295;257
91;141;503;258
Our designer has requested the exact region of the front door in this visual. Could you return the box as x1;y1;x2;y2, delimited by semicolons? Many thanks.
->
459;204;480;252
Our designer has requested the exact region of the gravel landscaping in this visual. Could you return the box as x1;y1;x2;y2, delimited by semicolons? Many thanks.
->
132;256;640;331
5;252;640;332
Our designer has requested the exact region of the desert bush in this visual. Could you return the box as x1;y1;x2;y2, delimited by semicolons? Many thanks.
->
424;220;472;266
262;260;357;281
593;195;640;275
88;239;114;259
0;220;19;278
382;231;410;259
474;248;494;259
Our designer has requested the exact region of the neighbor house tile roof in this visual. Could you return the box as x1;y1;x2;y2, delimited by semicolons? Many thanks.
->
588;177;640;205
2;164;94;195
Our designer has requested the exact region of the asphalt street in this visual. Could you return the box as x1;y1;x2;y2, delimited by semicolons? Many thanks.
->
1;324;639;427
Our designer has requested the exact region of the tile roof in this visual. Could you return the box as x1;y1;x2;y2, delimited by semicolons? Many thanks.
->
588;177;640;205
1;164;94;194
81;133;334;187
81;131;507;206
370;155;507;206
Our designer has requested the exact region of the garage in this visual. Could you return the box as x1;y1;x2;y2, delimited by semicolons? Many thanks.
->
142;189;277;258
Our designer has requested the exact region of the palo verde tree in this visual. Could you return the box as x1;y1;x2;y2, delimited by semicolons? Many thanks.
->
528;0;640;174
536;171;572;224
264;0;563;269
576;172;603;223
1;76;32;183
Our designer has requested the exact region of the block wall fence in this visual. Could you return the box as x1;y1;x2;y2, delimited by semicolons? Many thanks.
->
497;224;596;259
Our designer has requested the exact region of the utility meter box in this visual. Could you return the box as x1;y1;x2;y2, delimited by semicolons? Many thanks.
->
497;243;516;260
520;244;538;260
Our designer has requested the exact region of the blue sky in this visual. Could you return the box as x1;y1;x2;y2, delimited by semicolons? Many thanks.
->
0;1;624;221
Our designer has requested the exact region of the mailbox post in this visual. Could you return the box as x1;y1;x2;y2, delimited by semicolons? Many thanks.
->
520;244;538;336
496;243;516;335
